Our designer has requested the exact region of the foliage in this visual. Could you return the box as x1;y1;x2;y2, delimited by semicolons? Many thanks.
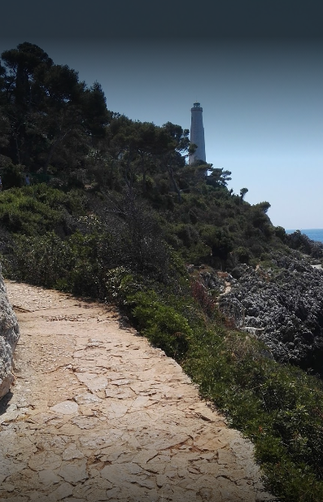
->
0;185;86;235
190;279;216;318
287;230;323;258
128;290;193;361
0;42;110;174
1;163;25;188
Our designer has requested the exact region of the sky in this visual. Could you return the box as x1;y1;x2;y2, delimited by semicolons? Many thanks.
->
1;1;323;230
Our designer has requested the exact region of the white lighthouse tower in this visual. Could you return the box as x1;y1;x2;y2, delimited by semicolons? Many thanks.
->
189;102;206;165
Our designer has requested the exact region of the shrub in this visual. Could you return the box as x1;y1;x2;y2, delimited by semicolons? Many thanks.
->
2;163;25;189
129;290;193;360
191;279;216;317
8;232;74;288
234;246;251;264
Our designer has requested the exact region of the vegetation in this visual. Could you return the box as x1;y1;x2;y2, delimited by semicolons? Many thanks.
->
1;42;323;501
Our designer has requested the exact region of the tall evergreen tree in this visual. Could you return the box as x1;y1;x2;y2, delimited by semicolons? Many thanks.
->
0;42;110;176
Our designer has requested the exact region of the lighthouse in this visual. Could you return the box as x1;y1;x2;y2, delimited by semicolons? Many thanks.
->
189;102;206;165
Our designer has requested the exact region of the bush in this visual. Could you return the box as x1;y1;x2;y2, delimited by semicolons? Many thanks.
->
0;185;84;236
7;232;74;288
191;279;216;317
2;163;25;189
129;290;193;360
234;246;251;264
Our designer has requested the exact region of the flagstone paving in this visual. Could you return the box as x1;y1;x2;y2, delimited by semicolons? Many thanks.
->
0;281;276;501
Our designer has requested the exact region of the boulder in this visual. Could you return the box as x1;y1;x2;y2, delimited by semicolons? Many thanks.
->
0;273;19;399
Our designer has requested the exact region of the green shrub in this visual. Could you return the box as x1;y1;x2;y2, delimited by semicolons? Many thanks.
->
129;290;192;360
234;246;251;264
6;232;74;288
0;186;82;236
104;267;143;304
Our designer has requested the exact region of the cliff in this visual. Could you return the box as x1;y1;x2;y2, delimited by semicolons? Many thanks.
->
0;271;19;399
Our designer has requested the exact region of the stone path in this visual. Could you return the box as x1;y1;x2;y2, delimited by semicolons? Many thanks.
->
0;281;275;502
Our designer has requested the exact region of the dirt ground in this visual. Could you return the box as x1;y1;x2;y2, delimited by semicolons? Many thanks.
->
0;280;275;502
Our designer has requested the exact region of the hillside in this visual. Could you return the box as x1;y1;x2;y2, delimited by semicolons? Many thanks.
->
1;42;323;501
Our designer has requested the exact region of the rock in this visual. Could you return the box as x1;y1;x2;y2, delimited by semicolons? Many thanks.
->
219;250;323;374
50;400;79;415
0;270;19;399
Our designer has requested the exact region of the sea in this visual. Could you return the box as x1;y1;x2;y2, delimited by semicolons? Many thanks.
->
286;229;323;244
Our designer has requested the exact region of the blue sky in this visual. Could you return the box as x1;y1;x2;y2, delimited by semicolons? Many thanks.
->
1;1;323;230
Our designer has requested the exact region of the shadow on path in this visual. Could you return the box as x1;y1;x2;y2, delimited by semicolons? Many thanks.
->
0;391;13;415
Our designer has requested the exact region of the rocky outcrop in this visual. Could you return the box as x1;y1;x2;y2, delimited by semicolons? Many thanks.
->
0;271;19;399
218;251;323;374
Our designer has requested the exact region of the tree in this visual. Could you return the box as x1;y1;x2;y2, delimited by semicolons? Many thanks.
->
155;122;190;202
1;42;53;108
0;43;53;166
240;187;248;200
0;42;110;175
101;187;170;278
102;117;191;199
206;167;232;188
